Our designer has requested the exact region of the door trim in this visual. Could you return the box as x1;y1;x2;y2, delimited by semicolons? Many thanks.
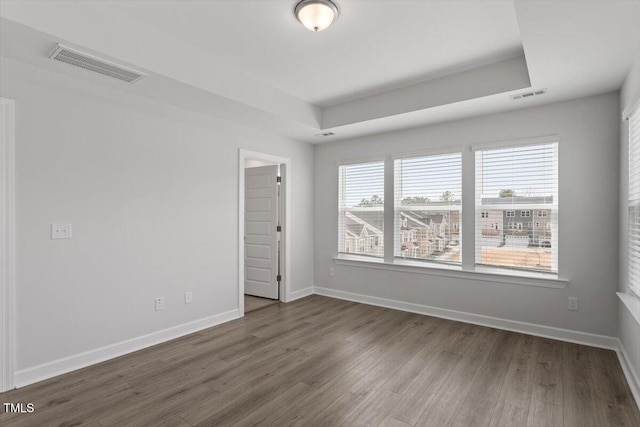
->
238;149;291;316
1;98;16;392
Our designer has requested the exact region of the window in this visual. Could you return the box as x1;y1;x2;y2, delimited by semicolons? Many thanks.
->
338;161;384;257
394;152;461;264
628;104;640;296
475;142;558;274
336;139;562;281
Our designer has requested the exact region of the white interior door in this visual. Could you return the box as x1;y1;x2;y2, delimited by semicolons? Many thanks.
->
244;165;279;299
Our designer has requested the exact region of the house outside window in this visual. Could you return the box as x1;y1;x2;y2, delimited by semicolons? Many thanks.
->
394;152;462;265
336;139;559;279
338;161;384;257
475;142;558;273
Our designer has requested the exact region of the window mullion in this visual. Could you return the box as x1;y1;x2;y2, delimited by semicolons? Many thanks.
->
384;156;395;263
462;148;476;271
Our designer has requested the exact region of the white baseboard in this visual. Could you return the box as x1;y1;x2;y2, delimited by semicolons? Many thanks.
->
288;286;314;302
15;309;239;388
616;339;640;410
13;286;637;411
317;285;640;410
313;286;619;350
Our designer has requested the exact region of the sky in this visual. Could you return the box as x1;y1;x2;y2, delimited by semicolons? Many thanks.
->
478;143;557;199
341;143;557;208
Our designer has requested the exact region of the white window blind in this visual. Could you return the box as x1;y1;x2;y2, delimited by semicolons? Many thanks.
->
394;153;462;264
475;142;558;274
628;106;640;296
338;161;384;257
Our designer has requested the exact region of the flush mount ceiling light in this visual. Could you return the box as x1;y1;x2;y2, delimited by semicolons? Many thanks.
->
294;0;339;32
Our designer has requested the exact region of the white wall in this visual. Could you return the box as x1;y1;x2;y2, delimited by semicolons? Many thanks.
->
0;58;314;374
619;57;640;389
315;92;620;337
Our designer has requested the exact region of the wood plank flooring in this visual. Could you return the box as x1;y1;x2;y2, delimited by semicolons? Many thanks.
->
245;295;279;313
1;295;638;426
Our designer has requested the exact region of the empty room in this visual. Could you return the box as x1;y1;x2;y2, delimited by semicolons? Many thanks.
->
1;0;640;426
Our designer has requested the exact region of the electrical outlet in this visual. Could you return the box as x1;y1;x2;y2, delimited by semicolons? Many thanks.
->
51;223;72;239
568;297;579;311
185;291;193;304
329;267;335;277
155;297;165;311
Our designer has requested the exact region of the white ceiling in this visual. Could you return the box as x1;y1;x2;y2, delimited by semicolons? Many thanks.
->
106;0;525;106
1;0;639;143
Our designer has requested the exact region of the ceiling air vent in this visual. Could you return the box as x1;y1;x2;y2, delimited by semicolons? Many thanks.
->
316;132;335;137
510;88;547;101
48;44;146;83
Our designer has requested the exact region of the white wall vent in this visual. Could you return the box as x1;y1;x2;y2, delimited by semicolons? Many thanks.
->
510;88;547;100
48;44;146;83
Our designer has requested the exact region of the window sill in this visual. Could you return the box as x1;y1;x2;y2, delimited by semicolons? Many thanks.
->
617;292;640;326
332;254;568;289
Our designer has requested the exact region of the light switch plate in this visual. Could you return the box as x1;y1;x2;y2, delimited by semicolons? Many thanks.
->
51;223;72;239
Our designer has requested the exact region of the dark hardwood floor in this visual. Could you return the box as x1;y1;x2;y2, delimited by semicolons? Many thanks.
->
1;295;638;426
245;295;279;313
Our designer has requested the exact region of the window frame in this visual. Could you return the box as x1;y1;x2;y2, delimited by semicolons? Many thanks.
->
393;151;462;267
334;136;564;287
337;159;386;259
625;99;640;297
474;140;559;276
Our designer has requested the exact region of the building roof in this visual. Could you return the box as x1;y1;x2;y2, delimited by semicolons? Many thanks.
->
345;211;384;237
481;196;554;205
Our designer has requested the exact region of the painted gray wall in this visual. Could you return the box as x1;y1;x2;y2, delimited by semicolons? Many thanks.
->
620;57;640;382
0;58;314;370
315;91;620;336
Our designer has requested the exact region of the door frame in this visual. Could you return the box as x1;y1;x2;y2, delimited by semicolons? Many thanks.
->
1;98;16;392
238;149;291;316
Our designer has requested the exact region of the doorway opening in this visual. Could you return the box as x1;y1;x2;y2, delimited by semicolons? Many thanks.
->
238;150;291;316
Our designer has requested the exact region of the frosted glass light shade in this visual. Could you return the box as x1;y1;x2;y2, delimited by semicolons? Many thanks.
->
295;0;339;32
